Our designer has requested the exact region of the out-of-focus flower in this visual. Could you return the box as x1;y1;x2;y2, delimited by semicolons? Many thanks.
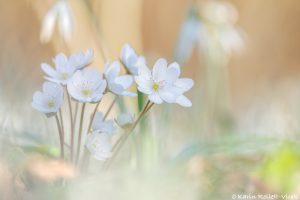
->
121;44;146;75
198;0;244;57
40;0;74;43
115;113;135;128
69;49;93;70
200;1;238;25
67;68;107;103
174;1;245;64
41;53;76;85
135;59;193;105
32;82;64;116
174;7;200;64
92;112;116;135
86;132;113;161
104;61;136;96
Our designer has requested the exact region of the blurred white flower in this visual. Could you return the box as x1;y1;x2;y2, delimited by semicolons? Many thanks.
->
135;59;192;105
92;112;116;135
40;0;73;43
200;1;238;25
67;68;107;103
115;113;135;128
197;0;245;57
104;61;136;96
32;82;64;116
86;132;112;161
41;53;76;85
174;7;200;64
121;44;146;75
175;1;245;64
69;49;93;70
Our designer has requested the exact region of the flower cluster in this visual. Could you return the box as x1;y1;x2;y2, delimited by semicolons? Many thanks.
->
32;44;193;162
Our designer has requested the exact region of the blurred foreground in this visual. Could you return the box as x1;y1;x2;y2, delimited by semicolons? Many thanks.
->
1;0;300;199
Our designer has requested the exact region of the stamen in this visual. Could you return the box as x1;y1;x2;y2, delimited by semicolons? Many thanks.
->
152;83;160;91
47;101;55;108
61;73;69;80
82;89;91;96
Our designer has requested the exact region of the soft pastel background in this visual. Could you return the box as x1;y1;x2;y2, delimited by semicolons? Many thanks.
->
1;0;300;199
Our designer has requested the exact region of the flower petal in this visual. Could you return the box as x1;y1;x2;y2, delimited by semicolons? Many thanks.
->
43;81;63;95
176;95;192;107
158;90;176;103
121;91;137;97
152;58;167;81
174;78;194;92
53;53;68;70
41;63;58;78
115;75;133;89
108;82;124;95
92;112;104;130
166;62;181;84
138;64;151;79
105;61;120;80
148;92;163;104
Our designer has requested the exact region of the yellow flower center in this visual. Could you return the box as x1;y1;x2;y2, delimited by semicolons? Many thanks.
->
47;101;55;108
82;89;91;96
61;73;69;80
152;83;160;91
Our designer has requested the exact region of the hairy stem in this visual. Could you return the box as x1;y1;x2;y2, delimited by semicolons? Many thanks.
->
58;109;65;159
103;96;117;120
73;103;78;125
75;103;86;165
66;88;74;161
87;101;101;134
55;114;64;159
105;101;153;169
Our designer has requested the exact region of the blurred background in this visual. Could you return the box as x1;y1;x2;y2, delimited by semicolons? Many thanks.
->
1;0;300;199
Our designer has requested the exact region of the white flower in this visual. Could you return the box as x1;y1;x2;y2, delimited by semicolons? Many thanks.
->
135;59;184;104
92;112;116;135
121;44;146;75
115;113;135;127
104;61;136;96
67;68;107;103
135;58;194;106
41;53;76;85
86;132;112;161
40;0;73;43
32;82;64;116
69;49;93;70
